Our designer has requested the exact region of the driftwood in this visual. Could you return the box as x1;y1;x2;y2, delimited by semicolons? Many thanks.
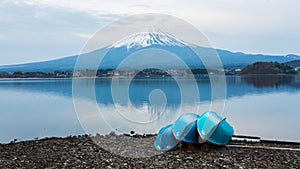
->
226;144;300;152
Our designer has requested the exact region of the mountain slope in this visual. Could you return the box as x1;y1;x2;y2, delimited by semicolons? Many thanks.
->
0;31;299;72
284;59;300;68
0;56;78;72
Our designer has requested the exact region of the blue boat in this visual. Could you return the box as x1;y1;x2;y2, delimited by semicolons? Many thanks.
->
197;111;234;145
153;124;180;151
154;111;234;151
172;113;200;143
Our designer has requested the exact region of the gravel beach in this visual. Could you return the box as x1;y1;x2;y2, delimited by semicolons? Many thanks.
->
0;134;299;168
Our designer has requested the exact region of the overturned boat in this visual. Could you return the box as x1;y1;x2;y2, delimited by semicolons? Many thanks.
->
197;111;234;145
153;124;180;151
172;113;199;144
154;112;234;151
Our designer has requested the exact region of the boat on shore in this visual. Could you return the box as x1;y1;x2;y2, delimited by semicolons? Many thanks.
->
154;112;234;151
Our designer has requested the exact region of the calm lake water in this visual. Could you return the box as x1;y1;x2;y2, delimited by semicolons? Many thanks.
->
0;75;300;143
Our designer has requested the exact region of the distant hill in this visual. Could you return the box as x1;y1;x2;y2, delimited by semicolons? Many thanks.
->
284;59;300;68
239;62;297;75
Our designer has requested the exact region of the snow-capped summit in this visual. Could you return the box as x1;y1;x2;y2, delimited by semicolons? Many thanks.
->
111;31;187;49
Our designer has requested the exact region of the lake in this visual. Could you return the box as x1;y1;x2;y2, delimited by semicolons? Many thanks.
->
0;75;300;143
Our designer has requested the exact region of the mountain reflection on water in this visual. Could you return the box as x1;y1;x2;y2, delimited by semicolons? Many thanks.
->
0;75;299;104
0;75;300;143
241;75;300;89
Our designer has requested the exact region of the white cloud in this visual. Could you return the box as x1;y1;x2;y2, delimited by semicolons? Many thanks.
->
73;33;94;39
12;0;300;35
0;0;300;64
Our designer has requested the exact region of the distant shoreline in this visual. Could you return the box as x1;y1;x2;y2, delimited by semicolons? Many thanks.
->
1;62;299;78
0;74;300;79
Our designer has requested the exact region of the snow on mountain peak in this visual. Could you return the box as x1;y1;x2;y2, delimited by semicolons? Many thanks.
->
111;31;187;49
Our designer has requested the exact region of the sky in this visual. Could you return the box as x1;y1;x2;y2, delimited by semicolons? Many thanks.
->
0;0;300;65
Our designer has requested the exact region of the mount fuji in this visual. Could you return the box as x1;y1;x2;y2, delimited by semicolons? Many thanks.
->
111;32;186;49
0;31;299;72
